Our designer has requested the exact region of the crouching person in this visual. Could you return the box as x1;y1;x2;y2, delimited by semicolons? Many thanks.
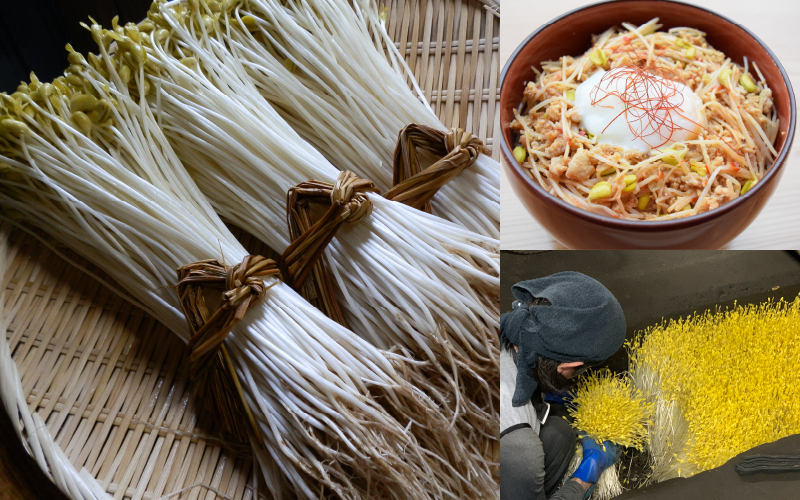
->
500;272;626;499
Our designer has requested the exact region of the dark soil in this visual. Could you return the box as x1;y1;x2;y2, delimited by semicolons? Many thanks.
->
618;447;653;491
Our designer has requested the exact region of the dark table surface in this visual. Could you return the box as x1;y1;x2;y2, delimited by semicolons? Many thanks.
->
0;401;69;500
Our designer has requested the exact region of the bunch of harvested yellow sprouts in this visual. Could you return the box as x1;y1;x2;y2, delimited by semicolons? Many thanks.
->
566;370;653;499
569;370;653;451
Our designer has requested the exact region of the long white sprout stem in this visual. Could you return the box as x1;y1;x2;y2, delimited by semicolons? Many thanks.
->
0;63;486;499
138;1;499;462
221;0;499;238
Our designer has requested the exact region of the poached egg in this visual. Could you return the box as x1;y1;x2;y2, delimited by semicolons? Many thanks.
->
574;67;703;153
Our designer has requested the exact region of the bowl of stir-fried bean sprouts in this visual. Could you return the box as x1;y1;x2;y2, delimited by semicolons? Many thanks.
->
500;0;795;249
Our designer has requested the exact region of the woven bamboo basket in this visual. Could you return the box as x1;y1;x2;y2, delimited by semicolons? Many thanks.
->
0;0;499;498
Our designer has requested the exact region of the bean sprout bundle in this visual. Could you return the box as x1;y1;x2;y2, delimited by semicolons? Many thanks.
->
218;0;500;238
0;57;488;499
120;0;500;463
511;18;778;220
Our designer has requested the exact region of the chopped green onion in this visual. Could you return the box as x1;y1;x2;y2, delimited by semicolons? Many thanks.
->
589;49;608;68
656;143;687;166
719;68;732;88
662;156;679;166
690;162;707;176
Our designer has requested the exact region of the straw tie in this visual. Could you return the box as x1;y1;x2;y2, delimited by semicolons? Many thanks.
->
386;124;488;212
282;127;484;325
283;171;379;325
330;170;376;223
176;255;281;442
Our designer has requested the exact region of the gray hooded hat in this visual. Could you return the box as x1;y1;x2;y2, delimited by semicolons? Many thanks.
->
500;271;626;407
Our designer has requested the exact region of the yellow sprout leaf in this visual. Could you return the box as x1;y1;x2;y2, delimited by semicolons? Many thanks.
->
567;369;653;451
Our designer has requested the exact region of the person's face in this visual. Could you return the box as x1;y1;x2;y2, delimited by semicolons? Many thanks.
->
514;345;586;393
557;361;586;379
534;357;584;393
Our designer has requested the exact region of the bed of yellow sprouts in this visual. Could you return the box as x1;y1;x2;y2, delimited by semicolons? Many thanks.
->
628;297;800;477
568;369;653;451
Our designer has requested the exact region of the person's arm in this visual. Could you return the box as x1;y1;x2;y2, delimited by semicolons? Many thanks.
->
549;477;590;499
501;426;587;500
500;425;547;500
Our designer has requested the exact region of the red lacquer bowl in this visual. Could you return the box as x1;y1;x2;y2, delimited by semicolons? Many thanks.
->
500;0;796;249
